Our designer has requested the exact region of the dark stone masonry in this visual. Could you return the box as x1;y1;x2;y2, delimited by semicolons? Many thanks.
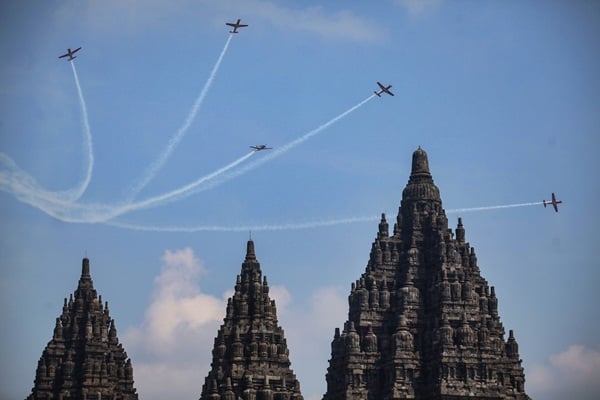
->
26;258;138;400
199;239;304;400
322;147;530;400
27;148;530;400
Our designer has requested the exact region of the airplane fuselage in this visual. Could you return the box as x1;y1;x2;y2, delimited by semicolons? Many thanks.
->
226;19;248;34
375;82;394;97
59;47;81;61
250;145;271;151
543;193;562;212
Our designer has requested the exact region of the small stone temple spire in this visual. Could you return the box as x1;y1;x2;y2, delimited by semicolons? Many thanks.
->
26;258;138;400
456;217;466;242
411;145;432;178
82;257;90;276
378;213;389;239
401;146;441;205
245;238;257;261
76;257;93;292
199;240;303;400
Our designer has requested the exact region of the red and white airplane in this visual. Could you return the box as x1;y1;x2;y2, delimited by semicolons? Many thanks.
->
58;47;81;61
374;81;394;97
226;19;248;33
543;192;562;212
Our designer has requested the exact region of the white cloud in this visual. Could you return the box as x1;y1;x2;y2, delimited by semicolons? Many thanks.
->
125;247;225;354
277;286;348;400
122;248;348;400
269;284;292;312
123;248;227;399
53;0;193;37
527;344;600;400
132;362;207;399
550;344;600;380
394;0;442;17
54;0;385;43
239;1;386;43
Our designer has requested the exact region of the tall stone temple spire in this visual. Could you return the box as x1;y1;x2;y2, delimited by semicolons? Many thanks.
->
323;148;530;400
199;239;304;400
26;258;138;400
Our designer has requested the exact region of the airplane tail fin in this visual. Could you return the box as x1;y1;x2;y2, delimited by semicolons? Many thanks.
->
543;201;547;208
374;91;381;97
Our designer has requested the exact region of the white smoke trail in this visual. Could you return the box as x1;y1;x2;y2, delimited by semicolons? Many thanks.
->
101;150;256;221
91;94;378;221
128;34;234;199
446;202;543;213
101;201;546;232
0;160;102;223
0;62;95;206
65;61;94;202
0;35;241;223
1;150;255;223
105;215;380;232
178;94;377;196
1;91;374;225
0;92;373;224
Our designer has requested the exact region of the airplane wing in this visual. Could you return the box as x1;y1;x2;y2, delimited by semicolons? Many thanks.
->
58;54;68;58
551;193;559;212
238;24;248;28
377;82;385;90
226;23;235;27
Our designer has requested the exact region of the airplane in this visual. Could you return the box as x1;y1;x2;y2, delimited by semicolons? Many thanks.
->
374;81;394;97
58;47;81;61
543;192;562;212
250;145;272;151
226;19;248;33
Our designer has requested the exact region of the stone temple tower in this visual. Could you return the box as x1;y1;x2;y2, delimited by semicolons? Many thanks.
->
199;239;304;400
323;148;530;400
26;258;138;400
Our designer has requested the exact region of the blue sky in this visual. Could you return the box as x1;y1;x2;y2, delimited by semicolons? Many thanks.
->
1;1;599;399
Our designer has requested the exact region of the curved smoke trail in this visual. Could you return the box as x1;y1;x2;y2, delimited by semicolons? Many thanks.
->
0;156;104;223
1;92;373;225
1;150;256;223
128;34;234;199
0;61;93;206
65;61;94;202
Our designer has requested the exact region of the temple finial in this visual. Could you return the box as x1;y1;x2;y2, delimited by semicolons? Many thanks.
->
82;257;90;277
246;239;256;261
401;147;441;204
410;146;431;178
